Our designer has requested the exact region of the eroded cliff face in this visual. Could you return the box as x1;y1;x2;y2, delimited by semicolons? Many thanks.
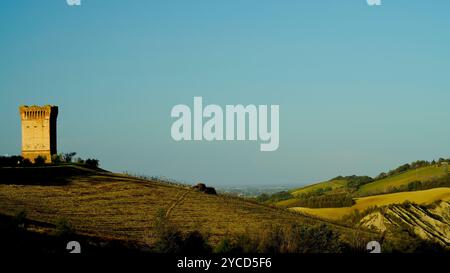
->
359;201;450;247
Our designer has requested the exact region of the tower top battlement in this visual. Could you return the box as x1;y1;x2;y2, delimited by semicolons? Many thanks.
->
19;105;58;120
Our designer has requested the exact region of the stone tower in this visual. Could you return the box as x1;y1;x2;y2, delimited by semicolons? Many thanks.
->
19;105;58;163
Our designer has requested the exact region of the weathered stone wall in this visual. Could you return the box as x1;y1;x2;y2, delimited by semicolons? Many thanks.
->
19;105;58;163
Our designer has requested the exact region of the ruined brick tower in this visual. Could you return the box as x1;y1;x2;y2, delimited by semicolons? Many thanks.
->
19;105;58;163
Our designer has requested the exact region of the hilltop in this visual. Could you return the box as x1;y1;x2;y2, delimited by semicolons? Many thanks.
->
0;165;378;253
359;165;448;195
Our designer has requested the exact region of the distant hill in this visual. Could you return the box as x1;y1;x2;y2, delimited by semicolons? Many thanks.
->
358;165;448;195
268;160;450;248
289;186;450;248
273;162;449;208
291;179;348;196
292;188;450;220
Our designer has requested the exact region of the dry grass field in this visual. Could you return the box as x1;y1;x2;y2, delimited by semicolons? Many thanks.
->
0;165;374;246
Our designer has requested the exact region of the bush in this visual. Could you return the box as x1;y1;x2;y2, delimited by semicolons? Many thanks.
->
407;180;422;191
34;155;46;166
215;238;236;253
375;172;388;180
13;209;27;229
152;209;184;253
343;176;374;190
152;209;213;253
341;206;379;226
51;154;63;164
63;152;77;163
258;225;285;253
22;158;32;166
0;155;23;167
182;231;211;254
256;191;293;203
76;158;85;164
382;230;449;253
216;224;344;254
55;218;73;237
280;224;342;253
85;159;99;168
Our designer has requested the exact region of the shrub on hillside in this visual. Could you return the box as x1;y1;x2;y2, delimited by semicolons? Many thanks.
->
258;225;285;253
341;206;380;226
0;155;23;167
215;224;344;254
22;158;32;166
55;218;73;238
215;238;235;253
152;209;184;253
282;224;342;253
341;175;374;190
182;231;212;254
34;155;46;166
13;209;27;229
51;154;63;164
62;152;77;163
152;209;213;253
214;233;260;253
85;158;100;168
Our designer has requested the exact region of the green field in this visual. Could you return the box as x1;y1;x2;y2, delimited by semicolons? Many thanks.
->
276;164;449;208
290;179;347;196
292;187;450;220
358;165;448;195
275;179;347;207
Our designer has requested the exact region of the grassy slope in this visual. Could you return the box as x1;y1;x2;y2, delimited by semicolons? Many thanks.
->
277;164;448;208
290;179;347;196
292;188;450;220
358;165;448;195
0;166;372;246
275;179;347;207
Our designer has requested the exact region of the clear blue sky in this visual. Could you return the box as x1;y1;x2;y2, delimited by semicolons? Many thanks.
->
1;0;450;186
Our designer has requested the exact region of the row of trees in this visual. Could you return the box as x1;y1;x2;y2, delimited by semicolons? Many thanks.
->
332;175;374;191
53;153;100;168
292;193;355;208
0;155;23;167
375;158;450;180
378;174;450;195
256;191;293;203
0;153;99;168
0;155;46;166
